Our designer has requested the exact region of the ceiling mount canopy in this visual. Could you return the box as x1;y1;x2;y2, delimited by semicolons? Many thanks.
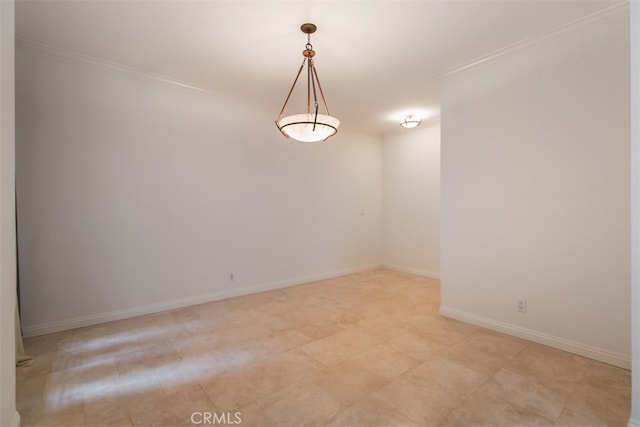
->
275;23;340;143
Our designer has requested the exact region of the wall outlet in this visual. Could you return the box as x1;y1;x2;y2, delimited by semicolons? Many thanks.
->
517;299;527;313
229;273;234;281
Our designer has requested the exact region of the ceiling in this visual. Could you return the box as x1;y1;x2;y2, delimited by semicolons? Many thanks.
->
15;0;622;136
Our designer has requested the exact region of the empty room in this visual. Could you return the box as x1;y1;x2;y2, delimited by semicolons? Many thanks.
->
1;0;639;426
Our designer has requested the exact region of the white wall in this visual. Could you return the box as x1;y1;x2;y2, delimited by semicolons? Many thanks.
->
0;0;19;426
382;124;440;278
15;45;382;336
440;14;631;367
630;1;639;424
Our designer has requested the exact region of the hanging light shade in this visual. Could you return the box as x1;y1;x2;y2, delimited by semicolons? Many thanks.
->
276;23;340;143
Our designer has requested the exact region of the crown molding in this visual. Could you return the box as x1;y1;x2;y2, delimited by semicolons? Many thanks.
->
15;37;272;111
435;1;630;80
15;38;371;136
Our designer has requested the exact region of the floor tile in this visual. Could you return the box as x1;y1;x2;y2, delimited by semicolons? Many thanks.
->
506;344;591;400
368;377;459;426
127;384;213;426
437;392;555;427
480;368;564;421
554;408;611;427
255;382;341;426
314;359;389;407
326;398;420;427
439;331;528;376
565;382;631;426
402;356;489;402
388;331;448;361
351;344;421;380
201;368;273;412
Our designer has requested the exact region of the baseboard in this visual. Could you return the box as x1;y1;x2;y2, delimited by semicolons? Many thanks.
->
439;306;631;370
628;417;640;427
11;411;20;427
21;264;381;337
381;264;440;280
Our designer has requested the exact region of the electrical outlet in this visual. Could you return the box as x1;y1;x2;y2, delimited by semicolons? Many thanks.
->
229;273;234;281
517;299;527;313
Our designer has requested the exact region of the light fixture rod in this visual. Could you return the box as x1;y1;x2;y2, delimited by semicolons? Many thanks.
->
277;59;306;119
312;66;330;115
307;55;312;114
309;60;320;130
276;38;331;124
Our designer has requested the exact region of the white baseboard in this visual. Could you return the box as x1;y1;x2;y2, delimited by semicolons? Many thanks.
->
439;306;631;370
628;417;640;427
381;264;440;280
11;411;20;427
22;264;381;337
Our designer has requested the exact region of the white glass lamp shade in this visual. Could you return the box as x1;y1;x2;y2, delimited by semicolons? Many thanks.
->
276;113;340;142
400;115;422;129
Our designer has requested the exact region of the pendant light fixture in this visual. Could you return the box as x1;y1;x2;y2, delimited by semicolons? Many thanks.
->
400;115;422;129
275;23;340;143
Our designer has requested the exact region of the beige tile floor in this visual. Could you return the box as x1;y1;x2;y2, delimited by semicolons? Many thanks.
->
17;269;630;426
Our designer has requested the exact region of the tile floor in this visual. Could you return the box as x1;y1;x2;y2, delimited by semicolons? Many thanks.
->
17;269;631;426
